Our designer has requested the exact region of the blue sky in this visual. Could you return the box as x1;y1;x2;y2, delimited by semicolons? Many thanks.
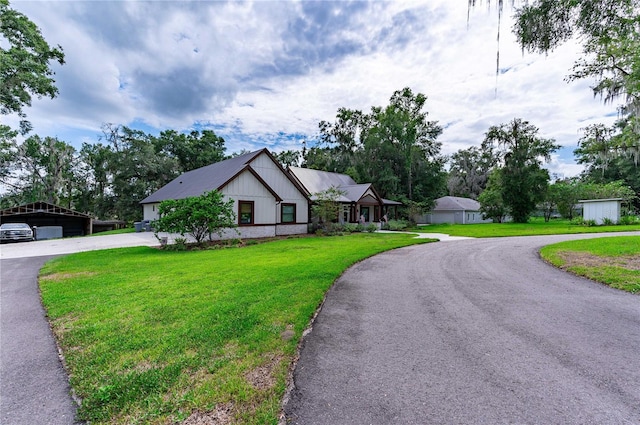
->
4;0;620;178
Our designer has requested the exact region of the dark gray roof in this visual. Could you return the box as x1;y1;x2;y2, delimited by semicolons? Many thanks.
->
288;167;357;195
140;149;263;204
433;196;481;211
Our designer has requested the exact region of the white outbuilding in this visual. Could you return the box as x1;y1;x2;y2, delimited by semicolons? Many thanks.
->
579;198;623;225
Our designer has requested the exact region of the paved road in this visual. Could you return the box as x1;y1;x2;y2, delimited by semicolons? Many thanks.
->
1;255;81;425
284;232;640;424
1;232;158;425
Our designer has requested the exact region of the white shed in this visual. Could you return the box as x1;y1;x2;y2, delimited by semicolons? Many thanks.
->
579;198;623;225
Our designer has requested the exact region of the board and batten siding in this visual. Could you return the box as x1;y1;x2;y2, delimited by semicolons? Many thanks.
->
580;198;622;225
222;169;277;225
249;154;309;223
143;203;160;221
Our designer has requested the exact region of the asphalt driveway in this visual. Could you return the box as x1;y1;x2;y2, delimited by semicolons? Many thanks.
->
0;232;159;425
2;231;639;424
284;232;640;424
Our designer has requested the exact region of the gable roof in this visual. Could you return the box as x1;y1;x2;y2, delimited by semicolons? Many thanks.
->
141;149;271;204
288;167;386;204
433;196;481;212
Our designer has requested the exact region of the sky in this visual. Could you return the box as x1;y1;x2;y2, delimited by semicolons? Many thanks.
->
4;0;621;178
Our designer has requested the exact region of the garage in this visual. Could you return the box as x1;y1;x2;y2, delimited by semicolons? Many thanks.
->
0;201;93;238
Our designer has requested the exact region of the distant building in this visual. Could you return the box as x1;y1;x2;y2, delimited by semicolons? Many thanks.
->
579;198;623;225
420;196;492;225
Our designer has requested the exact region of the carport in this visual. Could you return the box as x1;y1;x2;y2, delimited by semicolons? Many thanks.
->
0;201;93;237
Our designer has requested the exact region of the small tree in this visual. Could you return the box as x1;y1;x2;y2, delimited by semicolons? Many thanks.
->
312;186;345;231
153;190;236;244
479;170;507;223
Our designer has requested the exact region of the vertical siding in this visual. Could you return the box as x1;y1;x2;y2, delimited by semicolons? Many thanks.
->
251;153;309;223
143;203;160;221
583;200;621;225
222;170;276;224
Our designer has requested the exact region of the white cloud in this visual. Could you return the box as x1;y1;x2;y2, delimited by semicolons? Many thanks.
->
6;0;619;177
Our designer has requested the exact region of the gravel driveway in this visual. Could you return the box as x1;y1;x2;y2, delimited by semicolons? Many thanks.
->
284;232;640;424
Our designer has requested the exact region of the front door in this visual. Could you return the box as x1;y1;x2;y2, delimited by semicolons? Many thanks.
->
361;206;370;222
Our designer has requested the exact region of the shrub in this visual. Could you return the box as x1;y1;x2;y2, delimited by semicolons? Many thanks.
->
570;217;584;226
583;219;597;227
620;215;640;225
163;237;188;251
387;219;409;231
366;224;378;233
601;217;617;226
343;223;359;233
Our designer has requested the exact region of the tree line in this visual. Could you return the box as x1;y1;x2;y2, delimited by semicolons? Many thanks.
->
2;0;638;224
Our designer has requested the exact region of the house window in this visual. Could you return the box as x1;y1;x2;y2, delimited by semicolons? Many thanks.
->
239;201;254;225
282;203;296;223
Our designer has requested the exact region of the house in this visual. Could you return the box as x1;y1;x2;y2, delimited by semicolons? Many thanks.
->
140;149;310;239
421;196;491;224
287;167;400;224
579;198;623;225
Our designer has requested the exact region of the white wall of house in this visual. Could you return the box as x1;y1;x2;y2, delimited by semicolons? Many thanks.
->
222;170;277;225
143;203;160;221
581;198;622;224
249;154;309;224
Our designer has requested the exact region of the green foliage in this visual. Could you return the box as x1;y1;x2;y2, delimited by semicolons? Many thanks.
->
619;214;640;225
482;118;559;223
273;150;300;167
478;169;507;223
447;145;498;199
306;87;446;205
513;0;640;116
154;191;236;244
39;234;431;423
0;0;65;134
366;223;378;233
387;219;410;231
311;186;345;230
153;129;226;172
0;134;76;206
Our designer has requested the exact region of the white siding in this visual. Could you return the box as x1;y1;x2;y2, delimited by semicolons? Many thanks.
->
143;203;160;221
582;199;621;225
250;153;309;223
222;170;276;224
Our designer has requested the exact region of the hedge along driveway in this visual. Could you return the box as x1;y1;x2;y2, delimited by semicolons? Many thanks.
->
39;233;435;424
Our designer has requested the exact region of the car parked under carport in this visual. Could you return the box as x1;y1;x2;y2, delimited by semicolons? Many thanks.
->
0;223;34;243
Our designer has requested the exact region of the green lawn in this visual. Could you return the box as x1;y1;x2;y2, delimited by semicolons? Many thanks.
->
416;217;640;237
540;236;640;293
39;233;433;424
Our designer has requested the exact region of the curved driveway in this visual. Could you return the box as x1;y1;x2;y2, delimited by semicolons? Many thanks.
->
1;232;158;425
284;233;640;424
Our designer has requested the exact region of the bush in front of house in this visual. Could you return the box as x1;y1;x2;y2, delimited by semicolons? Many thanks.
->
387;219;410;231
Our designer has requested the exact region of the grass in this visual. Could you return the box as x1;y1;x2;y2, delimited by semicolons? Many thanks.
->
416;217;640;238
540;236;640;293
39;233;433;424
93;227;136;236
